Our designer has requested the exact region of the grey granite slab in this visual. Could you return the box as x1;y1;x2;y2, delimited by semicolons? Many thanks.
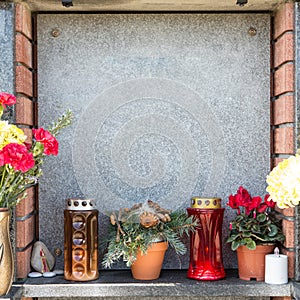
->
0;2;14;93
16;270;291;299
0;3;15;121
37;13;270;269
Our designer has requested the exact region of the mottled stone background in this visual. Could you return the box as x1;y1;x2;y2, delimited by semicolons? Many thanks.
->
37;13;270;269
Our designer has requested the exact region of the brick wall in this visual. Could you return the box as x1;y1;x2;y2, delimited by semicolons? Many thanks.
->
271;2;296;282
14;3;37;280
11;2;297;291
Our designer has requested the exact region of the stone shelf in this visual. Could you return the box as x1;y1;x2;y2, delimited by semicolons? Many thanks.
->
0;287;23;300
9;269;293;299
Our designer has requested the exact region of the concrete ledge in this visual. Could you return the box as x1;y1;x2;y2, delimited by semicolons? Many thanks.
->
12;270;293;298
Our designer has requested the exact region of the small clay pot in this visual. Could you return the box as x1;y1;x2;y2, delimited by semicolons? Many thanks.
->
237;244;274;281
131;241;168;280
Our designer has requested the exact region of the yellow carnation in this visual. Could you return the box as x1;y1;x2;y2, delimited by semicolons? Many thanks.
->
266;155;300;208
0;121;27;149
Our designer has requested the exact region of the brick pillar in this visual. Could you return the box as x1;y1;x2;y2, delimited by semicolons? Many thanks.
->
14;3;37;280
271;2;295;284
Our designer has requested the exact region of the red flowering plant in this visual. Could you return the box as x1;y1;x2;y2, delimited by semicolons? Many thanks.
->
226;186;285;251
0;92;72;209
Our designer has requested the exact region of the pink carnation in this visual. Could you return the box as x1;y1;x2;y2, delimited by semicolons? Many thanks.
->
1;143;35;172
0;92;16;108
33;128;59;156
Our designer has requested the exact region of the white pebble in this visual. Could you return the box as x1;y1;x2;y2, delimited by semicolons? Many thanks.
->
54;269;64;275
43;271;56;278
28;272;42;278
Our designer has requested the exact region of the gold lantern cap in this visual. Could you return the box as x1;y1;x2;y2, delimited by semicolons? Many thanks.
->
191;197;222;209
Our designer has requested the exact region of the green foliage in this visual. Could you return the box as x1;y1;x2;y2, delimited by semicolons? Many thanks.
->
102;210;197;268
227;210;285;251
48;109;73;137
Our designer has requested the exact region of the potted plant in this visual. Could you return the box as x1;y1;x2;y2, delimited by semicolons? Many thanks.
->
0;92;72;295
226;186;285;281
102;199;197;280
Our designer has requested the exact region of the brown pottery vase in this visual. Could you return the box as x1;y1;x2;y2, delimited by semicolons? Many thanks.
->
0;208;14;295
131;241;168;280
237;244;274;281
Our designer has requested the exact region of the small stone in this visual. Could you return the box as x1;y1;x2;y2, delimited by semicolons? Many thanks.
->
28;272;42;278
43;271;56;278
31;241;56;273
54;269;64;275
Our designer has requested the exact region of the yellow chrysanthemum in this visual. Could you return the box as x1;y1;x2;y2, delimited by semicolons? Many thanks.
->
0;121;27;150
266;155;300;208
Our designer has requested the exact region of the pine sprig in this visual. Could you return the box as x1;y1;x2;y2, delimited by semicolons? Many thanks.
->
102;209;198;268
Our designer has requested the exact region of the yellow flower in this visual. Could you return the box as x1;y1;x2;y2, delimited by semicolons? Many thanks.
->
0;121;27;149
266;155;300;208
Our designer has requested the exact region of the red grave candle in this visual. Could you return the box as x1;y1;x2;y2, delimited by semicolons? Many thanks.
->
187;197;226;281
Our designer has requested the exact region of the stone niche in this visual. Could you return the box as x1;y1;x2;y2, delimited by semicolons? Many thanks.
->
37;13;270;269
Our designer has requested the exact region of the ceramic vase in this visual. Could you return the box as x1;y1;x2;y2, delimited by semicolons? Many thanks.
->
131;241;168;280
237;244;274;281
0;208;14;295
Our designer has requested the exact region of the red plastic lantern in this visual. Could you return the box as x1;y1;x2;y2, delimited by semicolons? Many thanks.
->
187;197;225;281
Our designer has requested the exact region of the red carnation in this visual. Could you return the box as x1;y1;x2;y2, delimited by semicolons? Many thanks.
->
0;92;16;108
2;143;35;172
0;151;5;167
33;128;59;156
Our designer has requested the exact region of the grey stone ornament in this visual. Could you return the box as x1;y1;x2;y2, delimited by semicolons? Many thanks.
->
31;241;55;273
43;271;56;278
28;272;42;278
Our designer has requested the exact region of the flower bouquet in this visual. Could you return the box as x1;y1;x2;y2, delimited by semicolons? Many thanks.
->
0;91;72;295
226;186;285;251
0;92;73;209
266;154;300;208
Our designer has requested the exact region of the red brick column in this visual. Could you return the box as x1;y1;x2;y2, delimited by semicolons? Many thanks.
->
14;3;37;280
271;2;295;288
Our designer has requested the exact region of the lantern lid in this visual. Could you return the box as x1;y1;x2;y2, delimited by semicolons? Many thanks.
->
65;198;97;211
191;197;222;209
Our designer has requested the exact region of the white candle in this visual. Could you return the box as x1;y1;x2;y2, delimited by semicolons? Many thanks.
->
265;250;288;284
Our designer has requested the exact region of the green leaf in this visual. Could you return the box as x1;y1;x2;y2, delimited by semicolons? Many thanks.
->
246;240;256;250
268;224;278;237
227;233;239;243
257;214;266;222
252;225;260;232
235;215;244;222
242;231;251;237
231;240;241;251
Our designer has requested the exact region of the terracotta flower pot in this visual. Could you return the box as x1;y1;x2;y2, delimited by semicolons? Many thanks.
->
237;244;274;281
131;241;168;280
0;208;14;296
